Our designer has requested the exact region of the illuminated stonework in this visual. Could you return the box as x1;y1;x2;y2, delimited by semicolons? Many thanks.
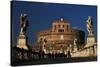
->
17;33;28;50
32;17;97;57
33;18;85;54
16;14;28;50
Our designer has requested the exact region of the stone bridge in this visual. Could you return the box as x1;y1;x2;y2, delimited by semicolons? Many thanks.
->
71;43;97;57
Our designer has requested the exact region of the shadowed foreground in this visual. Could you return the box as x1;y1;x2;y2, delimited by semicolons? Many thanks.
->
11;56;97;66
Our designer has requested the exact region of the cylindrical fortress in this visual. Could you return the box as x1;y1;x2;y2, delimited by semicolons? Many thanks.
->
35;18;85;53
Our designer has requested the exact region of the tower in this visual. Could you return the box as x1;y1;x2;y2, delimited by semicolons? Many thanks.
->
52;18;70;33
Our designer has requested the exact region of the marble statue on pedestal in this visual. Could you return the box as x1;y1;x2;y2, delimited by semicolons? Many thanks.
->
17;13;28;50
86;16;95;47
73;38;78;52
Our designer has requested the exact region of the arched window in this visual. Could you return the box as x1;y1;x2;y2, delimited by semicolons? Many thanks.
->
59;29;64;32
63;25;64;28
54;25;56;31
66;25;68;31
58;25;60;28
54;25;56;28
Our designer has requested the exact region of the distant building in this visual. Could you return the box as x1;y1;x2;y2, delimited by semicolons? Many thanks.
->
33;18;85;54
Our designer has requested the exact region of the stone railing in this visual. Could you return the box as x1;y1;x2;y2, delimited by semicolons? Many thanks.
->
71;44;97;57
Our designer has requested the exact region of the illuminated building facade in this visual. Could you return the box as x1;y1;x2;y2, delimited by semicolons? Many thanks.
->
33;18;85;54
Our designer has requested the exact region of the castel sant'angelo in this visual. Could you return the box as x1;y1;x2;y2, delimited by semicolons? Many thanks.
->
16;14;96;59
33;18;85;54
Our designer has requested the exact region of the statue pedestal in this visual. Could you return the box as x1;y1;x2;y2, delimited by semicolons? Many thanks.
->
85;35;95;47
17;33;28;50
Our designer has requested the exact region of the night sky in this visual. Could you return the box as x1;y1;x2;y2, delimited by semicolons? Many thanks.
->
11;1;97;46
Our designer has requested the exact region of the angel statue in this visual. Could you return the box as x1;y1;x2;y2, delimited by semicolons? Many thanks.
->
73;38;78;52
20;13;28;34
86;16;93;35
